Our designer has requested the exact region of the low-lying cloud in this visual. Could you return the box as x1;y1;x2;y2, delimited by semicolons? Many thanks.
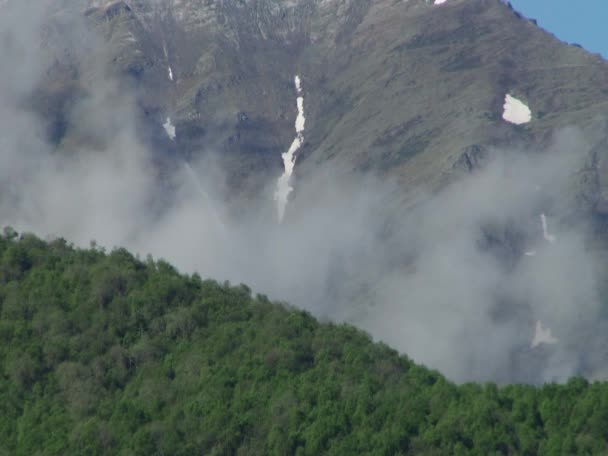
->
0;1;605;384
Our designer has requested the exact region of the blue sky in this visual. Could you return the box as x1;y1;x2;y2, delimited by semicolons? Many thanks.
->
509;0;607;58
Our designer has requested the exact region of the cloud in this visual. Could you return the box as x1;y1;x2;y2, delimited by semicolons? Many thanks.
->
356;137;599;383
0;1;604;384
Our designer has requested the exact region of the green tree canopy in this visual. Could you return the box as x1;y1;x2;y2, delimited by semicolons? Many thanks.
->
0;230;607;455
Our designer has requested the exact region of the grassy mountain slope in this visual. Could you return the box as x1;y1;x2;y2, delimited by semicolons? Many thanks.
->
1;230;608;455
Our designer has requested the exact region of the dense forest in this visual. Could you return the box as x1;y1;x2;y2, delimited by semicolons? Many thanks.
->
1;228;608;455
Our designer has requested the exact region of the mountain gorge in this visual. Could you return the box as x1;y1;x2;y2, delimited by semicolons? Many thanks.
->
3;0;608;386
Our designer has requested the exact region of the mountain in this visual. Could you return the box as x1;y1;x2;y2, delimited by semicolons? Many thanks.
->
3;0;608;384
35;0;608;207
2;232;608;455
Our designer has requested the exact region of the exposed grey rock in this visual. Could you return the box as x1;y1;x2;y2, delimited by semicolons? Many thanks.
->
29;0;608;210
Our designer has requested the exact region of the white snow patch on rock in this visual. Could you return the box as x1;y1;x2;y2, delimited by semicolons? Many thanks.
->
434;0;448;4
163;117;176;140
502;94;532;125
531;320;558;348
168;66;174;81
295;97;305;133
274;75;306;222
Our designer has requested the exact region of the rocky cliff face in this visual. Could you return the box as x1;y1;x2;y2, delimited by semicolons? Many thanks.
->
32;0;608;212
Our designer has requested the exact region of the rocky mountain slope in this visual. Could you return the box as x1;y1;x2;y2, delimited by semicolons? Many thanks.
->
35;0;608;211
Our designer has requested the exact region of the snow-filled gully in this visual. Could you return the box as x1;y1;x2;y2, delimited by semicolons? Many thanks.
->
274;75;306;222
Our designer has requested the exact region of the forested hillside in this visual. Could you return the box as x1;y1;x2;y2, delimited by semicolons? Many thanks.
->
1;229;608;455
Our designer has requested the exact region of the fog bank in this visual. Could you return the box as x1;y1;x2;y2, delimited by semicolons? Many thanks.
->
0;1;604;384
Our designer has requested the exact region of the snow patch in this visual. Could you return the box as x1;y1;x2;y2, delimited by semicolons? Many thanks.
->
295;97;305;133
434;0;448;4
531;320;558;348
502;94;532;125
524;250;537;257
274;75;306;222
162;41;173;82
163;117;176;140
